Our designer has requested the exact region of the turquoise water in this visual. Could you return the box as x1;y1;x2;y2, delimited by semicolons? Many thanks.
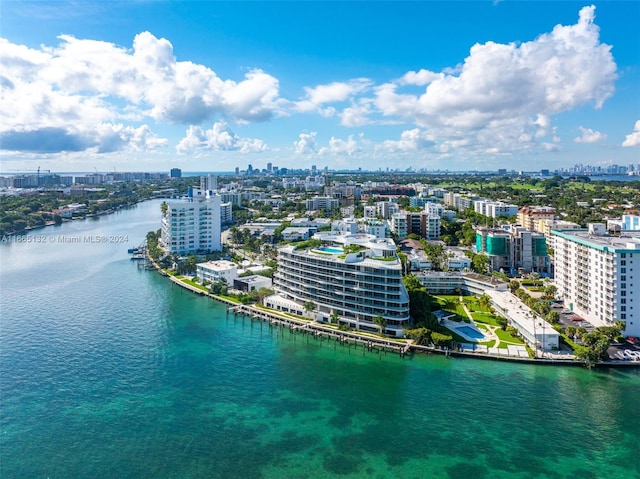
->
314;246;344;254
1;200;639;478
456;326;485;340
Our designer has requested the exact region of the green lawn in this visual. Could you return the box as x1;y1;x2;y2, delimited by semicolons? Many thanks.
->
455;304;468;317
441;328;468;344
495;328;525;345
182;278;208;291
218;294;240;304
436;295;462;303
472;313;502;326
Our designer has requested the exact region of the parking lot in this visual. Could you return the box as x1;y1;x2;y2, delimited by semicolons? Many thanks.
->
557;309;595;339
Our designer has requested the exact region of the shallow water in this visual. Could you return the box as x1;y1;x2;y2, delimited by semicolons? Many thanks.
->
1;200;638;478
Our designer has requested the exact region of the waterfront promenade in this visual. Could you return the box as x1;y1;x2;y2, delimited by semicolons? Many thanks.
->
152;256;639;368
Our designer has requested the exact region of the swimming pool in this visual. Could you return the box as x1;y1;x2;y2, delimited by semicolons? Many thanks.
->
456;326;485;340
314;246;344;254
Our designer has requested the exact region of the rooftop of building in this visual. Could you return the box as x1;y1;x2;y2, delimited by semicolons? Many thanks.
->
518;206;556;214
552;229;640;252
196;260;237;271
235;275;271;284
280;232;401;268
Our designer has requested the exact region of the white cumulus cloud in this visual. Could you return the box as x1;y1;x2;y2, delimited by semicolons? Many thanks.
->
622;120;640;147
176;121;268;154
296;79;372;113
319;135;361;156
0;32;283;155
293;132;318;155
574;126;606;143
398;69;443;86
356;5;617;158
382;129;436;152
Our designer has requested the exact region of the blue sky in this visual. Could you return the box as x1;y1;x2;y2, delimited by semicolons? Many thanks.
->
1;1;638;173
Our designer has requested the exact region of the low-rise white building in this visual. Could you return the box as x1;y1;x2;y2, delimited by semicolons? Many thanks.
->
486;290;560;351
281;227;313;242
475;200;518;218
196;260;238;284
233;275;273;292
415;272;508;295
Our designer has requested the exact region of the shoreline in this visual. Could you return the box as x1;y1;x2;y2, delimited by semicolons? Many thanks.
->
3;198;152;238
146;253;639;370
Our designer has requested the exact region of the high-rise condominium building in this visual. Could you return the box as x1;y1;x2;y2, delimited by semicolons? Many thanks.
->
271;232;410;336
552;224;640;337
160;188;221;255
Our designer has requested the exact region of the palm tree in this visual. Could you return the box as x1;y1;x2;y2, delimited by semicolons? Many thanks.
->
478;293;492;312
442;298;456;313
303;301;316;318
373;315;388;335
544;284;558;300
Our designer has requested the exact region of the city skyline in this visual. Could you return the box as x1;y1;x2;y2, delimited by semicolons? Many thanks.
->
1;1;639;173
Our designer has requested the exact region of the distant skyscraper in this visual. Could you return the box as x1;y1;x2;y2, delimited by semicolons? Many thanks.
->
267;162;272;173
235;167;240;175
170;168;182;179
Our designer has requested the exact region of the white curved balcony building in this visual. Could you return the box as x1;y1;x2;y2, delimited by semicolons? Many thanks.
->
270;232;410;336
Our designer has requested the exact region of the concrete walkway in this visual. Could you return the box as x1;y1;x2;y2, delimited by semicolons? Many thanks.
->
459;300;501;346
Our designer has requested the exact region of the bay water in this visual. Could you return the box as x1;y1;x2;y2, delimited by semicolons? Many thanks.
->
1;200;638;479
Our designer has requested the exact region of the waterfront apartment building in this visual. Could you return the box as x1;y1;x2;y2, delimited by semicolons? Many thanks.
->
270;232;410;336
476;226;549;274
160;188;222;255
552;224;640;337
517;206;556;231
